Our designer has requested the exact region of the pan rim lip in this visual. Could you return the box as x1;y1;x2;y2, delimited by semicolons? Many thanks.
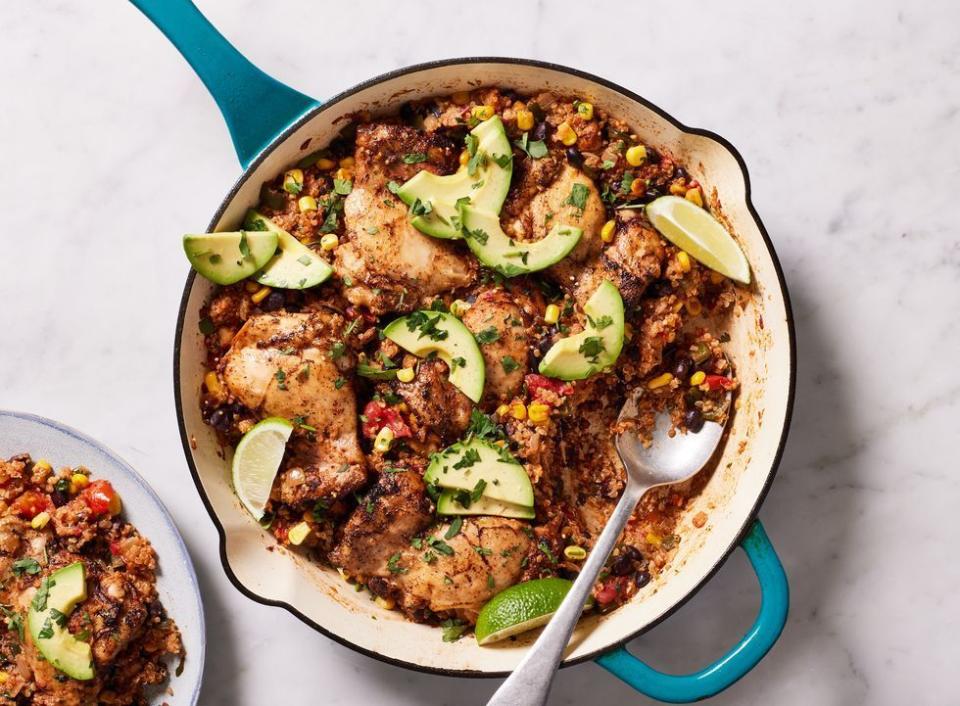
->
173;55;797;678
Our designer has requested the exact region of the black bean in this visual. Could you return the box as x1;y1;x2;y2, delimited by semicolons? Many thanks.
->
532;122;548;141
565;147;583;167
673;165;688;180
622;545;643;563
635;570;651;588
261;292;285;312
645;279;673;298
661;343;677;363
51;490;69;508
610;554;635;576
671;357;693;380
684;408;705;433
209;408;230;432
646;147;661;164
399;102;416;124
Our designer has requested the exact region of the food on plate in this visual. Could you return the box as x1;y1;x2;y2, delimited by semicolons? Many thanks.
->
0;454;183;703
182;230;278;285
191;87;748;641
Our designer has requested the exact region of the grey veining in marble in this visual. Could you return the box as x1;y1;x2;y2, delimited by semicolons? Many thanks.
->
2;0;958;704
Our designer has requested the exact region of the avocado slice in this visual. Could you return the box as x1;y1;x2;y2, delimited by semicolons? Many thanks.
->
183;230;278;285
243;210;334;289
383;311;485;402
459;206;583;277
397;117;513;239
436;490;535;520
425;437;534;507
539;281;625;381
27;562;94;681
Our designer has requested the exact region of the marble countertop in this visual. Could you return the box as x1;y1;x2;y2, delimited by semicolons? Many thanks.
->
3;0;957;703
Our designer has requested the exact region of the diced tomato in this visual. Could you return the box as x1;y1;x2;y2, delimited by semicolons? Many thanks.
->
109;541;122;556
703;374;736;391
361;401;412;439
81;480;122;517
10;491;53;520
594;581;620;607
524;374;574;403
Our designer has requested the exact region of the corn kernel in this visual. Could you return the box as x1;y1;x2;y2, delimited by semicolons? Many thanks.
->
0;671;8;685
564;545;587;561
283;168;304;194
630;176;645;196
31;511;51;530
685;187;703;207
690;371;706;386
450;299;471;318
459;150;469;166
709;271;726;284
556;121;577;146
645;532;662;547
397;367;415;383
320;234;339;251
472;105;495;121
288;521;311;546
452;90;471;106
373;426;394;453
251;286;272;304
204;371;222;397
298;195;318;212
245;281;260;293
510;403;527;421
527;403;550;424
516;109;535;131
544;304;560;325
575;101;594;120
624;322;634;339
685;299;703;316
647;372;674;390
375;596;396;610
625;145;647;167
316;157;336;171
496;404;510;417
71;473;89;490
669;181;687;196
33;459;52;473
600;220;616;243
334;167;352;182
339;156;355;169
677;251;691;272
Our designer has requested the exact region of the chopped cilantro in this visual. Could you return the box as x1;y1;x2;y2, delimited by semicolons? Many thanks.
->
11;559;40;577
441;618;467;642
500;355;520;373
444;517;463;539
565;183;589;212
334;377;347;389
329;341;347;360
238;231;251;258
198;317;215;335
453;448;481;470
402;152;427;164
387;552;408;575
274;369;288;390
474;327;500;345
333;178;353;195
579;336;605;364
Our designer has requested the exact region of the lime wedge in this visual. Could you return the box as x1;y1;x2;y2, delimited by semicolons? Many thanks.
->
475;578;573;645
645;195;751;284
231;417;293;520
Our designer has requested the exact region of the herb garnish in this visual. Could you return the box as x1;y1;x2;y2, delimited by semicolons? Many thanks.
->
579;336;605;364
402;152;427;164
444;517;463;539
11;559;40;577
500;356;520;373
474;327;500;345
387;552;408;575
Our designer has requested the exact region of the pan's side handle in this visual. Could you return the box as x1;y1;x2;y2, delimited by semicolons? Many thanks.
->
129;0;319;167
594;520;788;703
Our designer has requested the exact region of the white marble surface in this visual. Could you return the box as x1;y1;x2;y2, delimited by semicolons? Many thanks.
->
3;0;958;703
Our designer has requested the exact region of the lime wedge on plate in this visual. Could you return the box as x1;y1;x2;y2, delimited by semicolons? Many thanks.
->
645;195;751;284
231;417;293;519
475;578;573;645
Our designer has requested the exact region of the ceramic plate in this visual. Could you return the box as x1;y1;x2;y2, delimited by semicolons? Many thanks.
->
0;410;205;705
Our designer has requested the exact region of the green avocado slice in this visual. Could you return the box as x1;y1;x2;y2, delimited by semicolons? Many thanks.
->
459;206;582;277
539;281;625;381
424;437;534;507
436;491;535;520
397;116;513;239
27;562;94;681
383;310;485;402
183;230;278;285
243;210;333;289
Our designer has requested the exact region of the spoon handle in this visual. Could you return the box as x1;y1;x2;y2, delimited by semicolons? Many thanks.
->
487;481;647;706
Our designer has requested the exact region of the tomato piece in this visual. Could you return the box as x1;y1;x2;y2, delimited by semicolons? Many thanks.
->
10;491;53;520
109;540;122;556
704;374;736;391
525;374;574;403
81;479;122;517
594;581;620;606
361;401;412;439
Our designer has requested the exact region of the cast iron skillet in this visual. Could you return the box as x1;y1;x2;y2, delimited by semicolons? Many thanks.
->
130;0;796;701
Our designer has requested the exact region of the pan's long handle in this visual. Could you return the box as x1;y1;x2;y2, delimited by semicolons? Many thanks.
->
129;0;319;167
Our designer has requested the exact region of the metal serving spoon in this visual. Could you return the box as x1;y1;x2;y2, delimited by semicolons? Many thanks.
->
487;389;731;706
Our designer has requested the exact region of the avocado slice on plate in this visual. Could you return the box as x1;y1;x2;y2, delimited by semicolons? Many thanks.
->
539;280;625;381
459;206;582;277
424;437;534;507
383;310;485;402
397;116;513;239
27;562;94;681
183;230;278;285
243;210;333;289
436;490;535;520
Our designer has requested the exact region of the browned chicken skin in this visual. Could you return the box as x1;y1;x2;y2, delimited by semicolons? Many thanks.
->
461;288;530;406
220;311;367;507
390;358;473;445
